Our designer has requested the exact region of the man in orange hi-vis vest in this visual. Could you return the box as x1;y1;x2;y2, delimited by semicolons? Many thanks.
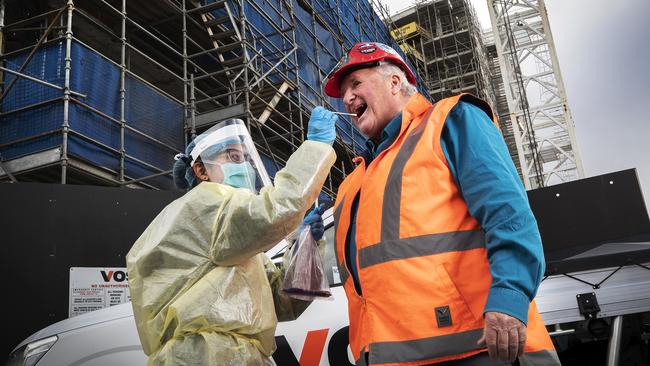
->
322;42;560;366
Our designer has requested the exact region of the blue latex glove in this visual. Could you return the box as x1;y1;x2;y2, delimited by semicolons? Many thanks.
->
307;106;337;145
303;203;326;241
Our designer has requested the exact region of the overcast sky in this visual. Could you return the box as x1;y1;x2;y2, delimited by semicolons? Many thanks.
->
383;0;650;200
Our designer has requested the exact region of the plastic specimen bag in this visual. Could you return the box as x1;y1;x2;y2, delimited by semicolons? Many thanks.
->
282;225;331;301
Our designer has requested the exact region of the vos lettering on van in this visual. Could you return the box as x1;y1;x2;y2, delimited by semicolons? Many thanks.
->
100;270;128;282
272;326;353;366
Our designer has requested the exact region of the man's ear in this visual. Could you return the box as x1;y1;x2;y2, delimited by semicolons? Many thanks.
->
192;163;209;182
391;74;402;95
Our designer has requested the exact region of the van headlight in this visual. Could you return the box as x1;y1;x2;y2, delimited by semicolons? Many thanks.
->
6;336;58;366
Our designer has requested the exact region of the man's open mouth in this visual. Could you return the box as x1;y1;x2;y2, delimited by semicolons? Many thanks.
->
355;103;367;118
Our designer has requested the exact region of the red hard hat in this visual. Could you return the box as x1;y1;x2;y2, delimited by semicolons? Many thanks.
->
323;42;417;98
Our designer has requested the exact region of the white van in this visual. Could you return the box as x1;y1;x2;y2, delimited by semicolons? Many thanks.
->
7;209;355;366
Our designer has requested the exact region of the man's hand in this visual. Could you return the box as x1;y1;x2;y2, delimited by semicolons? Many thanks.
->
477;311;526;363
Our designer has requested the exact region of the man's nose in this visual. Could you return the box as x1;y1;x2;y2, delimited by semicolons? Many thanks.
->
343;89;354;110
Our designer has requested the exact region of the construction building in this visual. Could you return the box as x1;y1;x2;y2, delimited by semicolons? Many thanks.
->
0;0;414;196
389;0;496;108
0;0;583;194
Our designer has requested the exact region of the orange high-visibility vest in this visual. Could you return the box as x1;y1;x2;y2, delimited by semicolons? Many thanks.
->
333;93;559;366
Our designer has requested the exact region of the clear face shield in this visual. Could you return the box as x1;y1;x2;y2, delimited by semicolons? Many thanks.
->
190;119;272;192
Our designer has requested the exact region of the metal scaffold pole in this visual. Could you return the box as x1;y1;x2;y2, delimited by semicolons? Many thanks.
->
190;74;196;140
0;0;4;86
182;0;189;146
119;0;127;184
61;0;74;184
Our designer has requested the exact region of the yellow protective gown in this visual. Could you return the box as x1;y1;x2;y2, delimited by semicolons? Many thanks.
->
126;141;336;365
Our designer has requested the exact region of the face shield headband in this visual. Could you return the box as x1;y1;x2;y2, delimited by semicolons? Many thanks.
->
189;123;250;165
189;120;273;190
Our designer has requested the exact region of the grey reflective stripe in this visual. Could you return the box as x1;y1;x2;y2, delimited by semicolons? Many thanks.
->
381;109;431;242
355;347;369;366
369;328;483;364
358;230;485;269
338;263;350;286
519;349;561;366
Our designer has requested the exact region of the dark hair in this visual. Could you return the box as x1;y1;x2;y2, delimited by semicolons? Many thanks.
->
172;140;198;190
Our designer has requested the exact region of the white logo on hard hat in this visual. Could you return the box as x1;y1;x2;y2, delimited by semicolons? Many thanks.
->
357;43;376;54
377;43;402;59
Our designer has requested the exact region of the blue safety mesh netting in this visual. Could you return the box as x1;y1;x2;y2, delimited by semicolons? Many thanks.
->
1;42;66;112
209;0;427;152
1;41;184;188
1;41;66;161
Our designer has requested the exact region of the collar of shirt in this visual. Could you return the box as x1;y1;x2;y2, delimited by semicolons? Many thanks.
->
363;112;403;162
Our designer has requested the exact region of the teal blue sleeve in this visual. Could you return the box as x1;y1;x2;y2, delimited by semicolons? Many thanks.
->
440;101;545;325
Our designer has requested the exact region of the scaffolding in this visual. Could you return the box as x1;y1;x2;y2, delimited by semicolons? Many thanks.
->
389;0;496;107
488;0;584;189
0;0;409;195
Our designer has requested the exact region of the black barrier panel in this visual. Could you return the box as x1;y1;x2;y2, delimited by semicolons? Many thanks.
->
527;169;650;274
1;182;182;359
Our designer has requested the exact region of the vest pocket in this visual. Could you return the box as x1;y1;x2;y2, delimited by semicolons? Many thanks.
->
432;264;482;327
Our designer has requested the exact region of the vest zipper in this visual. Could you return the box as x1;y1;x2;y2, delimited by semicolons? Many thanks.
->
345;192;363;297
345;158;366;299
